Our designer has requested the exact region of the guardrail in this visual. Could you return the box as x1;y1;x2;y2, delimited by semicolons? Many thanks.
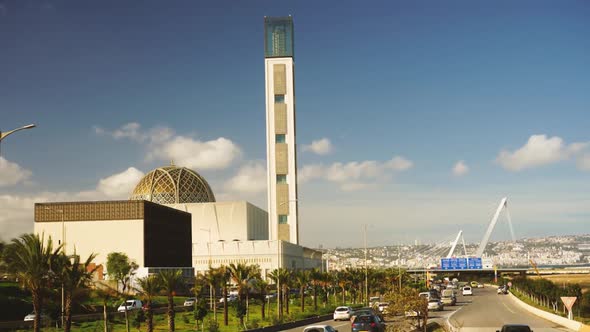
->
507;291;588;332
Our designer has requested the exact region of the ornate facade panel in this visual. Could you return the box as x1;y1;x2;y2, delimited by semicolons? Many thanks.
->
275;143;288;174
35;201;144;222
274;103;287;134
278;224;290;242
276;183;289;215
273;64;286;95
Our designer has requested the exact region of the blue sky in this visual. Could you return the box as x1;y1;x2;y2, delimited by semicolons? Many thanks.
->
1;0;589;247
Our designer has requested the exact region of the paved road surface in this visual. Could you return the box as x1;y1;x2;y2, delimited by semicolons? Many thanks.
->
287;286;573;332
450;286;572;332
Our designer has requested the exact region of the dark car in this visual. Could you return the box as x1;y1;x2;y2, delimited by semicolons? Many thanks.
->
496;324;533;332
352;308;383;321
351;314;385;332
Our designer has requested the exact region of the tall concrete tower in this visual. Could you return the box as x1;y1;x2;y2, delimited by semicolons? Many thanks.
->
264;16;299;244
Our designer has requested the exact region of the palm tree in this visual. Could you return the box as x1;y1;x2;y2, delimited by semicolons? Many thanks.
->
221;267;230;326
136;275;161;332
92;285;117;332
294;270;310;312
59;251;98;332
309;269;321;311
158;269;185;332
268;268;289;318
227;263;260;326
250;277;268;319
3;233;61;332
203;267;222;322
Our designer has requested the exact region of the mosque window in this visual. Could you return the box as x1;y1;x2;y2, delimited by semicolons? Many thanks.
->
276;134;286;143
275;94;285;103
278;215;288;224
276;175;287;183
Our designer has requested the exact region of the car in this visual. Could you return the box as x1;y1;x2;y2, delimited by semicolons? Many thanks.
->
23;312;49;322
333;306;353;321
441;289;457;306
118;299;143;312
496;324;533;332
265;293;277;300
418;291;431;300
470;281;479;288
183;297;196;307
462;286;473;296
477;284;484;288
351;308;382;322
377;302;389;314
427;299;444;311
369;296;381;306
219;295;237;303
303;324;339;332
351;314;386;332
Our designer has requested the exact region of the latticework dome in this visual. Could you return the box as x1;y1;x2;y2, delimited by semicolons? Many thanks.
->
130;165;215;204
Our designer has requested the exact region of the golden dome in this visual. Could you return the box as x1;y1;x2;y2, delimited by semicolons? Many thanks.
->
130;165;215;204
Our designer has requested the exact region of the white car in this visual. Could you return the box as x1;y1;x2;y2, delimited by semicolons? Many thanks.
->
333;306;353;321
184;297;196;307
219;295;237;303
427;299;444;311
118;299;143;312
462;286;473;296
24;312;48;322
303;325;339;332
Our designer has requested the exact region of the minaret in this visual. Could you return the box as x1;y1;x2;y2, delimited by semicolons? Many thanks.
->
264;16;299;244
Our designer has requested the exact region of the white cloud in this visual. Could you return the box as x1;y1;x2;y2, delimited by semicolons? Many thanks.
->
452;160;469;176
95;122;146;142
149;136;241;170
576;154;590;171
96;123;242;170
96;167;145;198
496;135;589;171
0;157;32;187
302;138;333;155
299;155;413;191
386;156;413;171
224;161;267;194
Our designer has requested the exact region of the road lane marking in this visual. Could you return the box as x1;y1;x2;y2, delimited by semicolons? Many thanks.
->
334;322;350;328
502;302;516;314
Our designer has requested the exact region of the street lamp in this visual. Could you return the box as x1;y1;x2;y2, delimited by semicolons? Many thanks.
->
200;228;213;309
0;124;36;158
363;224;368;307
45;206;65;328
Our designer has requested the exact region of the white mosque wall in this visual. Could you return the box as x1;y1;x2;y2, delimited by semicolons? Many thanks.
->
168;201;268;244
192;240;324;279
34;219;145;268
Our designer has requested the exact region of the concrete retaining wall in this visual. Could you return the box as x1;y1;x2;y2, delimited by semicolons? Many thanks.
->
507;291;585;331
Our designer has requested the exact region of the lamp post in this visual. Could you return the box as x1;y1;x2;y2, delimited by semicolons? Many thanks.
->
0;124;36;158
200;228;213;309
363;224;368;307
45;206;65;328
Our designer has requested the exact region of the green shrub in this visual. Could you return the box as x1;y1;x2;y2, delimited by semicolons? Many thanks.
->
206;319;220;332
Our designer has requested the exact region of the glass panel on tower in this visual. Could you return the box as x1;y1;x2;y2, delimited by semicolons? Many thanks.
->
264;16;294;58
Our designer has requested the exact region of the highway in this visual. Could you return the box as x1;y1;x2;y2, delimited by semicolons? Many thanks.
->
286;286;574;332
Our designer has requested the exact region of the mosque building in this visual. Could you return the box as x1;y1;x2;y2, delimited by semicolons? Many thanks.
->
33;16;321;280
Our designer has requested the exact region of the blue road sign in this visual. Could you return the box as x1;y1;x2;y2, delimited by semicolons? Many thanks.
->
441;257;482;270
